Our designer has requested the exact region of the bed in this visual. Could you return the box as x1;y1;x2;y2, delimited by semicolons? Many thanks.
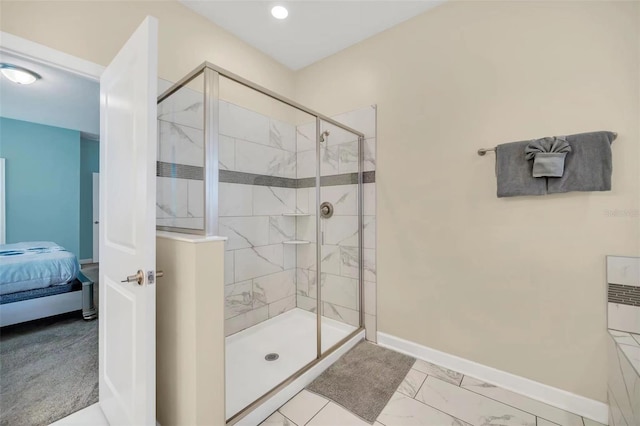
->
0;241;97;327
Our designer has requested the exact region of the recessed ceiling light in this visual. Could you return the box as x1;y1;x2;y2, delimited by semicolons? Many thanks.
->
271;5;288;20
0;63;41;85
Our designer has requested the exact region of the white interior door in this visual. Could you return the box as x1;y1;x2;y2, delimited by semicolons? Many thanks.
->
92;172;99;262
99;16;158;426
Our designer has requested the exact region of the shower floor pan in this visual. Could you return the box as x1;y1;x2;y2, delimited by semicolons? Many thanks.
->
225;308;357;420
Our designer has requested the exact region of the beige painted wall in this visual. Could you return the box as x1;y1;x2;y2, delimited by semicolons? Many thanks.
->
3;0;638;405
295;1;640;402
0;0;300;126
0;0;295;98
156;235;226;425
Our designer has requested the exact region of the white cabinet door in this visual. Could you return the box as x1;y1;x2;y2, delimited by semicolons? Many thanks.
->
99;16;158;426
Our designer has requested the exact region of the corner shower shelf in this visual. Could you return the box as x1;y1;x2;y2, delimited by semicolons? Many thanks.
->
282;213;310;217
282;240;311;245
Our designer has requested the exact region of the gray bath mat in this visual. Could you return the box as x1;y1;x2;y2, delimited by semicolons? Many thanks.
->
307;341;415;424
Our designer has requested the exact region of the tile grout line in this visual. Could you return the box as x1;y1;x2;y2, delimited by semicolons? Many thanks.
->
403;374;474;426
279;411;299;426
458;380;574;423
411;372;429;402
458;373;596;424
227;134;299;155
224;267;298;287
614;346;636;426
409;368;428;398
219;213;370;219
376;420;388;426
538;416;562;426
415;375;539;424
157;118;203;132
225;270;297;293
606;386;622;426
302;399;331;426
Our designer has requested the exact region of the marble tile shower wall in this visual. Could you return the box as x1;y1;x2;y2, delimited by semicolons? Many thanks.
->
607;256;640;426
607;256;640;334
219;102;300;336
608;331;640;426
156;85;205;230
157;89;378;339
295;106;378;342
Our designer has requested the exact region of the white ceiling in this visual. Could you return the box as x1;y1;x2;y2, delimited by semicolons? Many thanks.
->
0;51;99;136
180;1;444;70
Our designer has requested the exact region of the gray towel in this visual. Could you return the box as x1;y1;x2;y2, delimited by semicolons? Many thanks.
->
547;131;614;194
525;137;572;177
496;141;547;198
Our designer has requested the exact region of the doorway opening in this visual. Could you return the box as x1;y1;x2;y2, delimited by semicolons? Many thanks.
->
0;49;100;425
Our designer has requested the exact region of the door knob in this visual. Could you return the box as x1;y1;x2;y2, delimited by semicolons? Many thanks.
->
121;269;144;285
156;270;164;278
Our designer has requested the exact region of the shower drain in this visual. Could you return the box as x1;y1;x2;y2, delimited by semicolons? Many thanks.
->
265;353;280;361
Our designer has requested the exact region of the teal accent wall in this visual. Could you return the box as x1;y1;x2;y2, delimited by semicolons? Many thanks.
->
0;117;81;257
80;138;99;260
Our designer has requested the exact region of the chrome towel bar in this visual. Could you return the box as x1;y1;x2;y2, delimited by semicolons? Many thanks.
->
477;132;618;156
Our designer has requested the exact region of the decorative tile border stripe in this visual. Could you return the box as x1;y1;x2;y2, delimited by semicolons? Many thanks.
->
158;161;375;188
297;171;376;188
608;283;640;307
362;171;376;184
157;161;203;180
219;170;298;188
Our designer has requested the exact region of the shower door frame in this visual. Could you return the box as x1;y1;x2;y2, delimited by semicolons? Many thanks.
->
157;62;366;425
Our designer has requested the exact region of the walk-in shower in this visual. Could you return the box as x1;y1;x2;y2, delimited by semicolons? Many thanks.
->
156;63;366;423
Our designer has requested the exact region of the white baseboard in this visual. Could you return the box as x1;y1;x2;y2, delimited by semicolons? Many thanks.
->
377;332;609;425
79;258;94;265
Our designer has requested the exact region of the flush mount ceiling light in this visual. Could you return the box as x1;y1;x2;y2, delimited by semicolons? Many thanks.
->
0;63;42;85
271;5;288;20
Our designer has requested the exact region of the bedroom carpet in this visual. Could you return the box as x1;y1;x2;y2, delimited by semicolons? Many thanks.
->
0;313;98;426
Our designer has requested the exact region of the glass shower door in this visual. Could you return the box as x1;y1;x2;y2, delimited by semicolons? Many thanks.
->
217;75;320;421
318;119;362;354
156;73;205;232
159;62;368;424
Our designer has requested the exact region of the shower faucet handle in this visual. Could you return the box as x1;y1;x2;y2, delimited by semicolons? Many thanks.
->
320;202;334;219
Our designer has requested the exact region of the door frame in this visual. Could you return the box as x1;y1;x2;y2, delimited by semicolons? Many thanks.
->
0;31;152;421
92;172;99;262
0;35;89;247
0;34;104;257
0;158;5;245
0;33;104;255
0;32;104;82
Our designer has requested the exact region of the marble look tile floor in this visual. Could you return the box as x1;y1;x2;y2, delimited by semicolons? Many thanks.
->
261;355;605;426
